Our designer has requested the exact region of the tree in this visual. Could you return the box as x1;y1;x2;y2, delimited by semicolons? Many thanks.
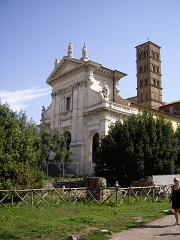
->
95;112;179;186
0;103;72;189
39;125;72;164
0;103;44;189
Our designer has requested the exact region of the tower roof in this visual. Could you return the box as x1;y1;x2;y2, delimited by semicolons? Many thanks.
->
135;41;161;49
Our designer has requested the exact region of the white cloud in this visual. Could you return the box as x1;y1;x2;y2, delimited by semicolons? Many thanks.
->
0;87;51;111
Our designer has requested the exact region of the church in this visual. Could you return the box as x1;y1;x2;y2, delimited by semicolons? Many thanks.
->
41;41;179;176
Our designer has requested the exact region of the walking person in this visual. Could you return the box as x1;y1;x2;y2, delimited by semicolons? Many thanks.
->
169;177;180;225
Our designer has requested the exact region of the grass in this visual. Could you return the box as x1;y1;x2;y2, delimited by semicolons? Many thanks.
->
0;200;169;240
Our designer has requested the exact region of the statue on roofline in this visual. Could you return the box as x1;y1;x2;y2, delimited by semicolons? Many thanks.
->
67;42;73;58
81;43;89;61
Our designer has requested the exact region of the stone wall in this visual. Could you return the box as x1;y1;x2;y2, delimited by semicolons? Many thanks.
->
130;176;154;187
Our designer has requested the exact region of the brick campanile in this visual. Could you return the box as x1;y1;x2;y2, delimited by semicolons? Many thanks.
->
136;41;163;110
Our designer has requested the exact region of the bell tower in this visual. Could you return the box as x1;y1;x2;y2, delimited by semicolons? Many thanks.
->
136;41;163;110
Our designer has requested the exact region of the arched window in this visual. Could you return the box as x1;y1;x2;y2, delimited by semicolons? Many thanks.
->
152;51;155;58
143;51;146;58
145;50;148;57
139;66;142;73
156;66;159;74
92;133;99;163
143;65;146;72
145;78;148;85
140;79;143;87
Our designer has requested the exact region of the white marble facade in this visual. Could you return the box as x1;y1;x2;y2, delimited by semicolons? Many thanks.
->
42;43;139;176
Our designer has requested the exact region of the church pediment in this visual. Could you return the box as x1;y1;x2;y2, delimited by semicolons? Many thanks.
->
47;57;83;83
60;62;79;75
47;55;127;85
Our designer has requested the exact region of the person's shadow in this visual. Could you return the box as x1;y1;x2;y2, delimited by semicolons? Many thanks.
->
159;233;180;236
140;224;180;237
141;224;172;229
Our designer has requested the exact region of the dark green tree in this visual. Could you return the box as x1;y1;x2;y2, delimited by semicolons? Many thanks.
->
95;112;179;186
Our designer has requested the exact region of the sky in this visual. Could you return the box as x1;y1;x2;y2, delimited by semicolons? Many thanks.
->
0;0;180;123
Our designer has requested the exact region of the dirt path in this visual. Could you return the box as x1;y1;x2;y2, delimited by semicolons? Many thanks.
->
110;215;180;240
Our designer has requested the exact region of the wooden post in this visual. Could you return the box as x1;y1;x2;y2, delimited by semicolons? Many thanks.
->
47;161;49;178
152;186;154;201
51;189;53;205
63;162;65;177
115;188;118;204
31;190;34;206
128;187;131;204
11;190;14;206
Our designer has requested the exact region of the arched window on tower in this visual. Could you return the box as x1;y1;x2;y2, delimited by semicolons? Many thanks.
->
145;78;148;85
143;65;146;72
139;66;142;73
143;51;146;58
145;50;148;57
140;79;143;87
152;51;155;59
156;66;159;74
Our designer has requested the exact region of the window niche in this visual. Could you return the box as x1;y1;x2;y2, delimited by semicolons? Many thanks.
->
62;88;73;113
140;79;143;87
139;66;143;73
66;96;71;112
156;66;160;74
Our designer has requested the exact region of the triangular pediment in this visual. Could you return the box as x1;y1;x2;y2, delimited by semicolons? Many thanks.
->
47;56;127;85
57;59;82;75
47;57;83;83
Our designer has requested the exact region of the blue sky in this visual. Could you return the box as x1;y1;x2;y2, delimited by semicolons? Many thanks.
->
1;0;180;123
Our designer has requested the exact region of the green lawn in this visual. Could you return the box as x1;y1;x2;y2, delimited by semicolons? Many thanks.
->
0;200;169;240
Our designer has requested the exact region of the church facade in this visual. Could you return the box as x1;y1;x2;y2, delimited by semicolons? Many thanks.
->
41;42;179;176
